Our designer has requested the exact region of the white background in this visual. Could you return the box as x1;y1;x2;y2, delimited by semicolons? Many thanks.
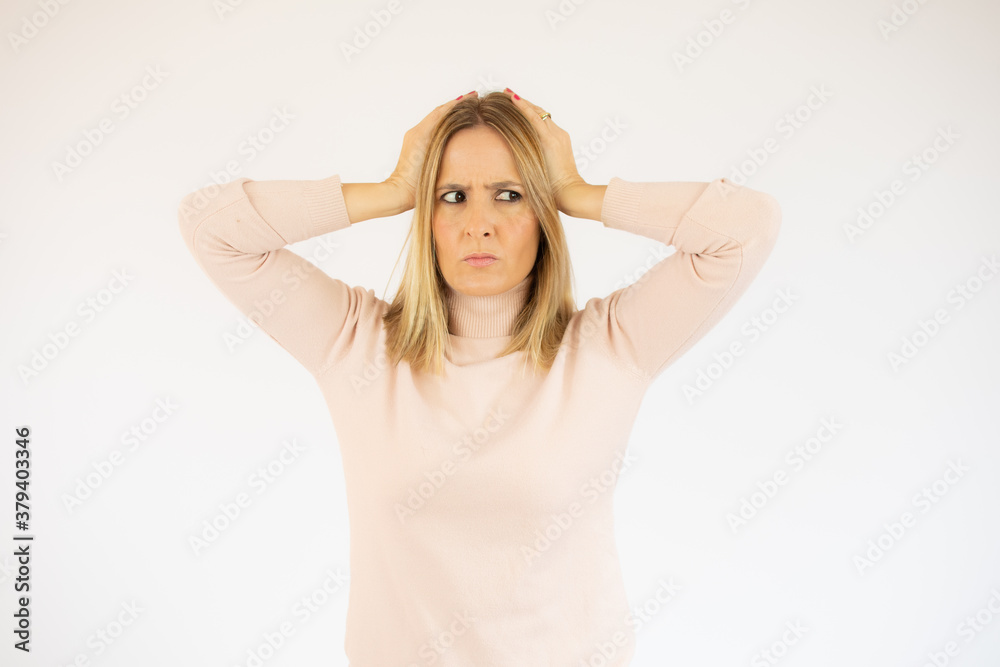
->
2;0;999;665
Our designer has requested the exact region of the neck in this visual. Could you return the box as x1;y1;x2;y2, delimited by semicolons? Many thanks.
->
444;273;534;338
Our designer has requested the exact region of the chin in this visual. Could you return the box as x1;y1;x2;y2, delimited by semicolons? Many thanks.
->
452;273;505;296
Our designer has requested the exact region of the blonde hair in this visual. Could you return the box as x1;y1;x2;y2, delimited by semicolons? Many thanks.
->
381;91;577;378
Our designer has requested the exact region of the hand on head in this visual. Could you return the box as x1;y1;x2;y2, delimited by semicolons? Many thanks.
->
384;88;587;216
384;90;478;212
502;87;587;213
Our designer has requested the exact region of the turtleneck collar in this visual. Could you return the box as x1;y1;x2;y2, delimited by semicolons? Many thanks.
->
444;273;534;338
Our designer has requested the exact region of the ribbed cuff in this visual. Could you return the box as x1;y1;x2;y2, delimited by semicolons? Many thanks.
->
600;177;645;231
303;174;352;233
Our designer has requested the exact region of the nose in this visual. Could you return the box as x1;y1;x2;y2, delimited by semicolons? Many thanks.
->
463;197;495;237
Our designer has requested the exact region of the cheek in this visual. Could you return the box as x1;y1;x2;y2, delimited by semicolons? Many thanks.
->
431;221;452;256
516;216;541;252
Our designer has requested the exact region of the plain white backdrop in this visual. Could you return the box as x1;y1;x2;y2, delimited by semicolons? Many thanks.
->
2;0;999;665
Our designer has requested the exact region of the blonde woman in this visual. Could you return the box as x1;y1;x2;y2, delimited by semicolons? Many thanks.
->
178;88;782;666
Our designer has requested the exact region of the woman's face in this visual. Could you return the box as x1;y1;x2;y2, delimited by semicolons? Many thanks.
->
432;125;540;297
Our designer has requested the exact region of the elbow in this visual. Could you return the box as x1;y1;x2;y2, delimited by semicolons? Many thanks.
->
176;178;251;251
733;189;782;260
176;191;202;254
757;191;782;243
717;178;782;245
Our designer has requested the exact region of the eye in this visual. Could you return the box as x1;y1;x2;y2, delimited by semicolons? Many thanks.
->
439;190;524;204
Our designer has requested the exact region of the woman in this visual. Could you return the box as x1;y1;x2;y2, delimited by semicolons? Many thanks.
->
178;89;782;666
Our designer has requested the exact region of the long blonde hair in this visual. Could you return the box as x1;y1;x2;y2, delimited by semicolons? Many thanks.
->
381;91;577;378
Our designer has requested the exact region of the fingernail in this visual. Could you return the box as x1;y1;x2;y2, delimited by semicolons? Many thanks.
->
456;94;463;100
513;93;520;100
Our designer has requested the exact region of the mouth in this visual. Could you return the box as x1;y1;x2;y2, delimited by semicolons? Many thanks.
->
463;253;498;267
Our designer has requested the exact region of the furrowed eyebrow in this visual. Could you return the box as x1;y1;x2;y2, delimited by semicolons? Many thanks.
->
435;181;523;192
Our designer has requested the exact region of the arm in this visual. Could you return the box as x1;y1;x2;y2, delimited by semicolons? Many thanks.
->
177;176;403;376
497;91;780;383
177;92;481;377
578;176;782;384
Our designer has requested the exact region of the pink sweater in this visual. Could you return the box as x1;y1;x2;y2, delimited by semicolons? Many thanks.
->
178;173;781;666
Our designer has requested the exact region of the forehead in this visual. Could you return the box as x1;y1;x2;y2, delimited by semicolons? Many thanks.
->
437;126;518;181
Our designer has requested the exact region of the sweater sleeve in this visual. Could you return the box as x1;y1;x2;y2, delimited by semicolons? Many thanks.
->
177;175;376;377
590;176;782;385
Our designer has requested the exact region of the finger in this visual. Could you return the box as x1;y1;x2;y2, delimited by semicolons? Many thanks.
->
504;88;550;127
448;90;479;105
421;91;477;129
504;87;536;110
430;91;473;117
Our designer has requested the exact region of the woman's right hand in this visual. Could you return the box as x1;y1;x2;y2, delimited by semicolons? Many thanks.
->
384;90;478;212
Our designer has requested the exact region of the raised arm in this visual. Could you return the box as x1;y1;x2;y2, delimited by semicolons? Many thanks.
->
590;176;782;384
177;91;479;376
501;89;781;384
176;176;403;376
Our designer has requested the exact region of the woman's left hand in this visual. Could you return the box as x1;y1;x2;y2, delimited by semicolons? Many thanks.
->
504;88;587;215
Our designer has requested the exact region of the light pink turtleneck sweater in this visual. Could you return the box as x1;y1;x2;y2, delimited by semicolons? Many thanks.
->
178;173;781;666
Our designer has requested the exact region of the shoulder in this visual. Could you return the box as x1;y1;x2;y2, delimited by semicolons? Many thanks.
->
555;294;650;385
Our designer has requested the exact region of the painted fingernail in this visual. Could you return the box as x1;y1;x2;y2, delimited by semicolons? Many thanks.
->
513;93;520;100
